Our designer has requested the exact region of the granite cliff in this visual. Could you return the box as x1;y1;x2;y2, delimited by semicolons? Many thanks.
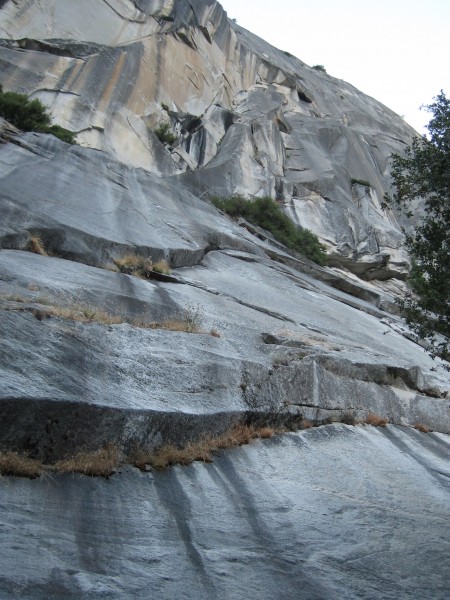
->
0;1;449;598
0;0;419;278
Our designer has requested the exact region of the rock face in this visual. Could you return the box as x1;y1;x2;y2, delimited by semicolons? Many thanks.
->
0;2;449;598
1;425;449;600
0;0;416;278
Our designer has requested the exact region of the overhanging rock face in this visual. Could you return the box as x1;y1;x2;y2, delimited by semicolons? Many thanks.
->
0;0;419;278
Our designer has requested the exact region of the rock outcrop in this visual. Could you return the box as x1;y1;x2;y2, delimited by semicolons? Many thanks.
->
0;2;449;598
0;0;418;278
1;425;449;599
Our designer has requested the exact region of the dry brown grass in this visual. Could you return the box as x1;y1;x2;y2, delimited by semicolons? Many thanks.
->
130;424;277;471
28;236;47;256
158;318;194;332
0;452;44;478
414;423;431;433
365;413;388;427
300;419;313;429
53;446;119;477
0;422;310;479
0;293;26;303
254;426;275;439
41;304;124;326
114;254;152;278
152;259;172;275
134;442;214;471
2;291;208;335
210;328;221;338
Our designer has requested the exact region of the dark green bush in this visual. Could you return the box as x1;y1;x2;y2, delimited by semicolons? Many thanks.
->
312;65;326;73
0;86;76;144
40;124;76;144
154;121;178;145
351;178;372;187
211;196;327;265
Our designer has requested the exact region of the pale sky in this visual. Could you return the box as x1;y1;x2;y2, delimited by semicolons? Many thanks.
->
220;0;450;134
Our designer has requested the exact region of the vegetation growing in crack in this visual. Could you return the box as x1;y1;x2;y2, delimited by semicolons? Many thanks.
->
154;121;178;146
114;254;172;277
0;294;210;335
0;84;76;144
0;425;279;478
0;417;432;479
351;178;372;188
211;196;327;265
28;236;48;256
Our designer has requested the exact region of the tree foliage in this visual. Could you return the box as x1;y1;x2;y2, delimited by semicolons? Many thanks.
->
154;121;178;146
211;196;327;265
0;85;76;144
385;91;449;365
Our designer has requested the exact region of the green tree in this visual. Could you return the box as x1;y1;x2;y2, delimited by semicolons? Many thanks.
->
385;91;449;366
0;85;76;144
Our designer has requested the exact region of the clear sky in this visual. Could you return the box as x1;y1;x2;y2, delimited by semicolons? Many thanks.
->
220;0;450;134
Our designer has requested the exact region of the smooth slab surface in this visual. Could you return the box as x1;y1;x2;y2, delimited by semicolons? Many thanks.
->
0;425;449;599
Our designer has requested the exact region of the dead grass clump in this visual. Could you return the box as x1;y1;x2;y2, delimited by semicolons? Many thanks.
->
28;236;47;256
152;259;172;275
42;304;123;326
0;452;44;478
131;442;213;471
365;413;388;427
114;254;153;278
4;292;207;335
253;426;275;439
131;424;278;471
0;293;26;303
159;318;193;332
214;424;256;448
159;303;204;334
414;423;431;433
53;445;119;477
300;419;313;430
210;328;221;338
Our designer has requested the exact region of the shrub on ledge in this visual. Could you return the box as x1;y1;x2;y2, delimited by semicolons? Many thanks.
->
154;121;178;146
211;196;327;265
0;85;76;144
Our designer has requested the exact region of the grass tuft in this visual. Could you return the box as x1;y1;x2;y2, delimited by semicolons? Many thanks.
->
161;303;204;333
0;451;44;478
152;259;172;275
2;293;208;334
414;423;431;433
41;304;124;326
130;424;278;471
28;236;48;256
365;413;388;427
114;254;153;277
114;254;172;278
53;446;119;477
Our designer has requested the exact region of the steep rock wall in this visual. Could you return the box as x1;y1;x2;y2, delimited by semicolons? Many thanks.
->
0;0;417;278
